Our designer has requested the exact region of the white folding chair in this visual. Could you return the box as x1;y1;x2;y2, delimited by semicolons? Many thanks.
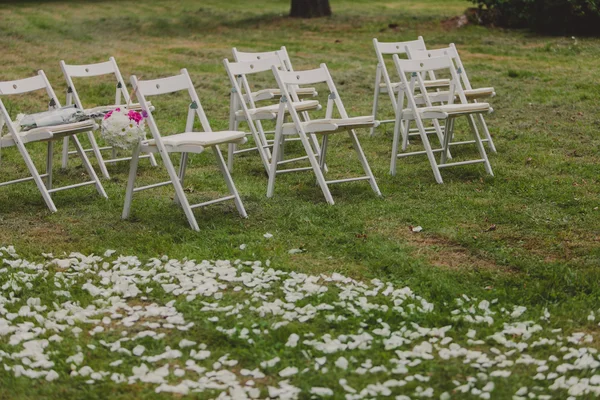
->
123;69;247;231
390;54;494;183
60;57;157;179
223;55;322;174
408;44;497;153
268;63;381;204
0;71;107;212
371;37;451;136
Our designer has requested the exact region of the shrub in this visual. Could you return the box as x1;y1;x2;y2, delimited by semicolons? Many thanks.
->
469;0;600;35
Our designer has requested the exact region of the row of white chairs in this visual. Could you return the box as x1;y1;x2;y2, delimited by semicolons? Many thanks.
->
0;38;496;230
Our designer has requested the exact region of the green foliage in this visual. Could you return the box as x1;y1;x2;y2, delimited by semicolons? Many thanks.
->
470;0;600;35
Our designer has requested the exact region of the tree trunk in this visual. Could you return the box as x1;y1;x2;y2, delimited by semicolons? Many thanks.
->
290;0;332;18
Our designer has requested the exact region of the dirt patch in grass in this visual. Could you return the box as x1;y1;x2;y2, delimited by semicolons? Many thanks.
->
368;221;513;273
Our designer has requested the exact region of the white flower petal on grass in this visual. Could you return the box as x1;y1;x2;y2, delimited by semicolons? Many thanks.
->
279;366;298;377
239;244;247;250
133;345;145;356
260;357;280;369
103;250;116;257
45;370;59;381
263;233;273;239
335;356;348;370
310;387;333;396
285;333;300;348
178;339;196;348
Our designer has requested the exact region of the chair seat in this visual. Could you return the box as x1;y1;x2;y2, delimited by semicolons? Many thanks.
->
380;79;450;93
235;100;320;121
402;103;491;120
282;115;377;135
245;87;318;102
144;131;247;152
464;87;495;100
0;120;98;148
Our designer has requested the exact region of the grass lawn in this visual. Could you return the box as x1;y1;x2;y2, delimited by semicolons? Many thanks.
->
0;0;599;398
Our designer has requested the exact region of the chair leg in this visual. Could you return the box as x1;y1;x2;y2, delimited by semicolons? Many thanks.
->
299;133;334;205
160;150;199;231
416;120;444;184
370;64;382;137
440;118;453;165
227;101;237;173
85;130;110;179
122;143;142;220
467;115;494;176
390;110;403;176
71;135;108;199
319;134;328;173
46;141;53;190
266;129;284;198
478;113;497;153
255;120;272;160
348;129;381;196
213;145;247;218
173;152;189;206
110;147;117;166
401;120;410;151
227;142;236;173
61;136;69;169
249;121;272;175
16;142;57;212
148;152;158;167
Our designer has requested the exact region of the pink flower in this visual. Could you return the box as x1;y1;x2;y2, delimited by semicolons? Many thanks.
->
127;110;143;125
104;110;114;120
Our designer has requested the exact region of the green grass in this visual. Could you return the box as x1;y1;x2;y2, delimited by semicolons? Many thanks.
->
0;0;599;398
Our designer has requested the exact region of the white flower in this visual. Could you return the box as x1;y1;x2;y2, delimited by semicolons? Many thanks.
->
263;232;273;239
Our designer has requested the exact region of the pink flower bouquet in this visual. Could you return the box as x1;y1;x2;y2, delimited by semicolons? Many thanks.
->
100;107;147;150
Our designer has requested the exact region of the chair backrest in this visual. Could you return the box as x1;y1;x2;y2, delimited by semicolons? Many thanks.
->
131;69;212;151
60;57;131;110
272;63;350;129
0;71;61;138
224;55;287;113
232;46;294;71
373;37;427;95
408;44;473;90
392;54;463;113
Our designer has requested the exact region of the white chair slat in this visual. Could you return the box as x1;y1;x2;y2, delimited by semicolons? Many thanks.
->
0;74;47;95
225;56;283;75
135;74;190;97
276;67;330;86
375;38;426;55
61;60;115;77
